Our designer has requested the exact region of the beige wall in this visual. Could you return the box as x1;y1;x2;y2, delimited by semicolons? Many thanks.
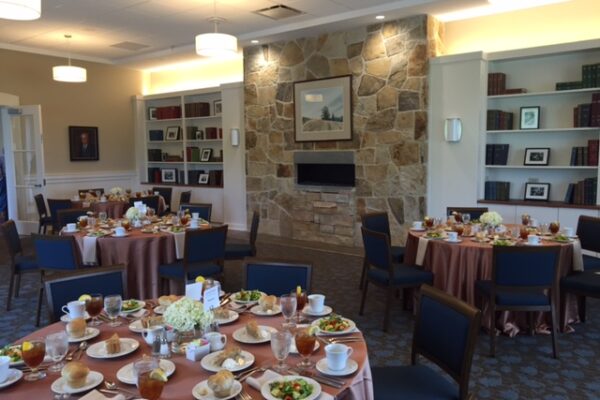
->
0;48;143;174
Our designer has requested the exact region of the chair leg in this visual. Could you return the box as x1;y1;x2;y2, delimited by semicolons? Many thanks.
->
35;286;44;327
6;272;16;311
528;312;535;336
15;273;22;297
359;258;367;289
577;295;587;323
38;222;42;234
359;281;368;316
383;287;394;332
550;303;559;359
489;304;496;357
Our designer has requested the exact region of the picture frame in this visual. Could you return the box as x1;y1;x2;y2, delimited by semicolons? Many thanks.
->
165;126;180;141
293;75;352;142
69;126;99;161
200;148;212;162
198;173;209;184
195;129;205;140
148;107;157;120
213;100;222;116
524;182;550;201
520;106;540;130
524;148;550;166
161;168;177;183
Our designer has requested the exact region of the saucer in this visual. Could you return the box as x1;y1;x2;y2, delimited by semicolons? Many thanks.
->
302;305;333;317
0;369;22;389
525;242;542;246
444;238;462;243
410;227;426;232
60;312;91;323
316;358;358;376
111;233;130;238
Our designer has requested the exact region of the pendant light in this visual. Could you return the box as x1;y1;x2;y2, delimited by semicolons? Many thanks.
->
0;0;41;21
52;34;87;83
195;0;237;58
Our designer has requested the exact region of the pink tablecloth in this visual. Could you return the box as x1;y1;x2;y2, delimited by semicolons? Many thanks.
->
73;197;166;219
6;309;373;400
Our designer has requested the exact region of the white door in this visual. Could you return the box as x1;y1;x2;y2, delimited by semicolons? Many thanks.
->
0;105;45;234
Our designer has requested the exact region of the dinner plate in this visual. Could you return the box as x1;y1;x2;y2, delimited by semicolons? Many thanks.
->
214;310;239;325
443;238;462;243
410;227;426;232
86;338;139;359
153;305;166;315
471;238;490;243
128;319;144;333
424;235;445;240
60;312;91;323
316;358;358;376
289;340;320;354
200;350;255;373
231;291;266;304
121;300;145;313
68;327;100;343
250;304;281;316
232;325;276;344
110;233;130;238
312;317;357;336
261;375;321;400
117;359;176;385
192;379;242;400
302;305;333;317
51;371;103;394
0;369;22;388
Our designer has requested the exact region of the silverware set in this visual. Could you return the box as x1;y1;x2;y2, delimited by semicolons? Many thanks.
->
288;368;346;388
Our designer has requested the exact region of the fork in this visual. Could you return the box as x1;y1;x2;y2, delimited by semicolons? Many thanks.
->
239;390;254;400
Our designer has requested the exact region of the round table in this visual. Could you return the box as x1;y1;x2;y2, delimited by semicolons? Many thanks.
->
4;306;373;400
73;197;166;220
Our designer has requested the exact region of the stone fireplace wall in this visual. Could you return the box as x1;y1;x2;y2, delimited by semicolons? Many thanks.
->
244;15;444;246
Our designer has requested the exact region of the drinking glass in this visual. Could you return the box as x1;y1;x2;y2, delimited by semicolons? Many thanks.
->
126;188;132;196
295;290;307;323
270;330;292;373
88;217;97;230
134;357;164;400
424;216;434;229
99;211;108;224
22;339;46;381
520;225;530;240
279;294;297;329
294;328;316;370
521;214;530;226
78;217;88;229
454;224;464;236
86;293;104;326
105;295;123;327
462;213;471;224
45;332;68;373
549;221;560;235
147;208;156;218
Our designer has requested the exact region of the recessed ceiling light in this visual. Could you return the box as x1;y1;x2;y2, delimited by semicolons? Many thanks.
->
251;40;259;44
375;15;385;20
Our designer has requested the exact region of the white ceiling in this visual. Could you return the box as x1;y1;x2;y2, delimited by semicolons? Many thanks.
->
0;0;553;70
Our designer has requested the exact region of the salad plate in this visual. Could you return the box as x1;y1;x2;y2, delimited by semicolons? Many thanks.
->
0;369;22;389
214;310;239;325
261;375;321;400
232;326;276;344
1;345;51;367
60;312;91;323
250;304;281;317
312;315;356;336
231;290;266;304
86;338;139;359
200;350;255;373
121;299;145;313
302;305;333;317
68;327;100;343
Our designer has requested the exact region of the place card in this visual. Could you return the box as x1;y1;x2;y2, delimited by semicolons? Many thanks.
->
203;286;220;310
185;282;203;301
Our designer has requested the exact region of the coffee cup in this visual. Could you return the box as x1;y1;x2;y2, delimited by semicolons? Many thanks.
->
114;227;126;237
527;234;540;245
61;300;86;319
308;294;325;313
563;227;575;237
190;219;199;228
66;223;77;232
192;212;199;219
530;218;539;228
204;332;227;352
447;231;458;242
0;356;10;383
412;221;423;230
325;343;353;371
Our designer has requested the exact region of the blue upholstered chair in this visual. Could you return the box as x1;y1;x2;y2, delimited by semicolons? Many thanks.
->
179;191;192;206
372;284;481;400
34;194;52;234
1;220;39;311
225;211;260;260
158;225;227;292
446;206;489;221
152;187;172;214
56;208;91;231
243;259;312;296
475;245;561;358
47;198;73;233
575;215;600;271
180;203;212;222
129;196;160;214
44;264;127;323
360;227;433;332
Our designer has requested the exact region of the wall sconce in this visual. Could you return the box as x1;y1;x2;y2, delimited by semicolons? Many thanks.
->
262;44;269;62
444;118;462;142
231;128;240;147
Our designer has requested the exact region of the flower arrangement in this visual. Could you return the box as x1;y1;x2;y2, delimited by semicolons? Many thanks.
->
125;207;141;221
163;297;213;332
109;187;123;196
480;211;503;227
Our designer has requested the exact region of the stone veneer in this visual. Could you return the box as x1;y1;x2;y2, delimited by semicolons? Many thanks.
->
244;15;444;247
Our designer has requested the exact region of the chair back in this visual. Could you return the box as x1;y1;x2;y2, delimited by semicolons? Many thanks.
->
179;190;192;205
129;196;160;212
493;245;561;289
361;212;391;237
412;284;481;400
44;265;127;322
244;259;312;296
361;227;392;271
180;203;212;221
47;199;74;231
185;225;228;266
152;187;173;211
0;219;22;258
57;208;90;230
576;215;600;253
34;194;48;217
32;234;80;270
249;211;260;249
446;207;488;220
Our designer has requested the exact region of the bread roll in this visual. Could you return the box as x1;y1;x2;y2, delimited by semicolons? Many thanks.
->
61;361;90;388
105;333;121;354
66;318;86;338
245;320;263;339
207;370;234;397
158;295;178;307
258;295;277;311
213;307;230;319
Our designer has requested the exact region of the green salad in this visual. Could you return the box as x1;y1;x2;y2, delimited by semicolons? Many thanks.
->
122;299;141;311
493;239;514;247
269;378;313;400
0;345;22;363
236;289;262;302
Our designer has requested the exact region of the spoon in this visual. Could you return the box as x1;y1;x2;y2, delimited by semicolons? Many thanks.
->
105;381;139;396
66;341;86;361
75;341;88;360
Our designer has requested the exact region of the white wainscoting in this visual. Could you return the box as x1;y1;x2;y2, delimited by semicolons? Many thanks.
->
44;170;138;198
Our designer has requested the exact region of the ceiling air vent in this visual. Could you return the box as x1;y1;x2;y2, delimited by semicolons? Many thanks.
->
110;41;150;51
254;4;304;20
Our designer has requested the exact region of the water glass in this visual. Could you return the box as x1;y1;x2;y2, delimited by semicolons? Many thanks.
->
462;213;471;224
99;211;108;223
88;217;97;229
270;330;292;373
279;294;297;329
45;332;68;373
104;295;123;327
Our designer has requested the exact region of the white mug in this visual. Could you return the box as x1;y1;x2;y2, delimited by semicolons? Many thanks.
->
528;234;540;245
308;294;325;313
447;231;458;241
61;300;86;319
0;356;10;383
563;227;575;237
325;343;353;371
204;332;227;352
114;227;126;236
190;219;199;228
192;212;199;219
66;223;77;232
412;221;423;230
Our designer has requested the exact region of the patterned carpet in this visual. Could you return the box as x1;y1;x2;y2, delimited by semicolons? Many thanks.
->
1;236;599;399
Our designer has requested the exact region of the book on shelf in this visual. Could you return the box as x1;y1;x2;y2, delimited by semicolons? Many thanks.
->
582;63;600;89
564;183;575;204
184;102;210;118
209;170;223;186
147;149;162;162
149;130;164;141
503;88;527;94
484;181;510;201
485;144;509;165
588;139;599;166
147;168;161;183
565;177;597;205
188;170;201;185
591;92;600;127
556;81;583;91
155;106;181;120
487;73;506;95
486;110;513;130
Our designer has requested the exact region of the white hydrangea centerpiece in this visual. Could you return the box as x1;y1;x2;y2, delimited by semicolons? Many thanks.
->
110;187;123;196
480;211;503;227
125;206;141;221
163;297;213;332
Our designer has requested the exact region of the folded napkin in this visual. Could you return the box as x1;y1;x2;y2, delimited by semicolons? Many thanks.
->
79;390;125;400
415;236;429;266
572;239;584;272
82;235;98;265
167;230;185;259
247;370;334;400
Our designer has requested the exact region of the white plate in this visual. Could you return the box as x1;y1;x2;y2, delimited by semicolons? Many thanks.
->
232;325;276;344
214;310;239;325
302;305;333;317
443;238;462;243
316;358;358;376
68;327;100;343
200;350;255;373
0;369;22;388
231;291;266;304
410;228;426;231
117;359;176;385
261;375;321;400
192;379;242;400
524;242;542;246
110;233;130;238
3;345;51;367
121;300;145;313
60;312;91;323
128;319;144;333
424;235;445;240
86;338;139;359
153;305;166;315
250;304;281;316
289;339;320;354
51;370;103;394
312;317;357;336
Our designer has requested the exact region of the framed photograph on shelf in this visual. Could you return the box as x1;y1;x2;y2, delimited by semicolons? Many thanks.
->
161;168;177;183
524;148;550;165
200;148;212;162
165;126;180;141
520;106;540;130
294;75;352;142
148;107;157;120
213;100;222;116
69;126;99;161
195;129;205;140
198;173;209;184
524;182;550;201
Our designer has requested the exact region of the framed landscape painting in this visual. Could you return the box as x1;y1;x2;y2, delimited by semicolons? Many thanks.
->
294;75;352;142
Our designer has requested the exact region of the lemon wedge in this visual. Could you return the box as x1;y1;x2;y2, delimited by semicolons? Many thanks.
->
21;341;33;352
149;368;168;382
307;326;319;336
195;276;205;284
296;285;302;295
78;294;92;302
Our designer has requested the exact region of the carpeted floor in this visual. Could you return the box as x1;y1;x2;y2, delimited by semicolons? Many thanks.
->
1;235;598;399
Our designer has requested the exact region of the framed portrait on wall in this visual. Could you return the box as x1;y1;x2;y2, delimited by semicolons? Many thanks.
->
69;126;99;161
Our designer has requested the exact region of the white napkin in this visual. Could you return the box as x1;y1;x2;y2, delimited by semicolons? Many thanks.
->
247;370;334;400
415;236;429;266
167;230;186;259
572;239;584;272
82;235;98;265
79;389;125;400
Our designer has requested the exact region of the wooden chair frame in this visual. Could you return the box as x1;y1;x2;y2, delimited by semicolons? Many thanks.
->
56;207;91;230
359;212;392;289
34;194;52;234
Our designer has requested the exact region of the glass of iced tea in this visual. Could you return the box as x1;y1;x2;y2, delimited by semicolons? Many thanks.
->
135;357;166;400
520;226;530;240
86;293;104;326
521;214;530;226
180;214;189;225
22;340;46;381
294;327;316;370
549;221;560;235
295;290;307;323
454;224;464;236
424;216;434;229
121;219;131;230
78;216;88;229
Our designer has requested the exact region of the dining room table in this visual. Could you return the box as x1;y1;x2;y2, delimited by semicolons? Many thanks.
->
72;196;166;220
2;299;374;400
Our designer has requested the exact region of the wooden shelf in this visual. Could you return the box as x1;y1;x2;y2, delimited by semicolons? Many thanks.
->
147;161;184;164
478;199;600;210
146;118;182;122
141;182;223;189
486;127;599;134
488;87;600;99
184;116;221;121
485;165;598;170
